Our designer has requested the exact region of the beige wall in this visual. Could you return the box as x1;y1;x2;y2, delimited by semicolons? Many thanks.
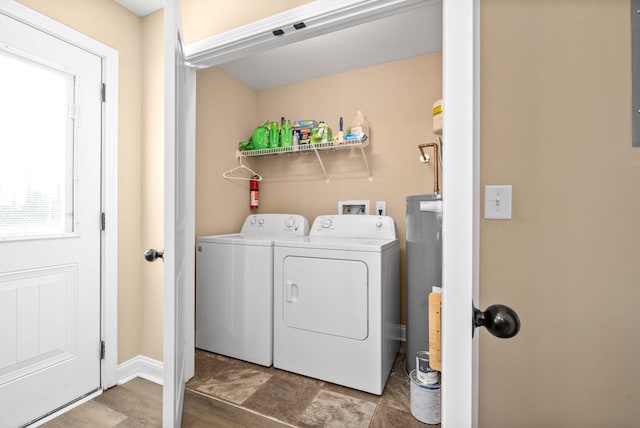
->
140;10;165;362
17;0;144;363
181;0;313;44
479;0;639;426
195;67;257;236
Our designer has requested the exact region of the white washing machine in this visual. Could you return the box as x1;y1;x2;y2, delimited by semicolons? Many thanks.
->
273;215;400;395
196;214;309;366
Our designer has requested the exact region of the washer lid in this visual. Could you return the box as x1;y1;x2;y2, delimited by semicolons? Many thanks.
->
197;233;273;246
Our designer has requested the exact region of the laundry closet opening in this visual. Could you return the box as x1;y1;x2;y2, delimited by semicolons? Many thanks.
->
186;0;443;398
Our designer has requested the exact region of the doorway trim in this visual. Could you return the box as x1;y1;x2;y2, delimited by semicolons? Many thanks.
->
181;0;478;425
181;0;481;424
441;0;480;426
0;1;119;390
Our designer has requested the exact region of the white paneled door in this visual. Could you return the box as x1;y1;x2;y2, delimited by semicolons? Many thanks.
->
162;0;195;427
0;10;102;428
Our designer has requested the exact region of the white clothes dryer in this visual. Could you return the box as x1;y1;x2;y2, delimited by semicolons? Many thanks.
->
273;215;400;395
196;214;309;366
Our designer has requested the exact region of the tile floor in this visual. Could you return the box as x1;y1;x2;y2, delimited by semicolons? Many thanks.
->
186;345;439;427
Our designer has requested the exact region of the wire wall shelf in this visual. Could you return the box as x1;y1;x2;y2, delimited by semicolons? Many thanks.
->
238;138;368;157
235;138;372;183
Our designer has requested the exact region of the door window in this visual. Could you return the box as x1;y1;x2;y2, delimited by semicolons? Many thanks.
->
0;48;75;239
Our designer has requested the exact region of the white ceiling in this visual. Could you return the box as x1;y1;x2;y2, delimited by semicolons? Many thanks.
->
114;0;163;17
220;2;442;90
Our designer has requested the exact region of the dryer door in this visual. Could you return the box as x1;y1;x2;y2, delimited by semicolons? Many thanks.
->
282;256;368;340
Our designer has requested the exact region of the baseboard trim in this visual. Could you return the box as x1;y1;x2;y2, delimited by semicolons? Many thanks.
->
399;324;406;342
116;355;164;386
387;324;406;342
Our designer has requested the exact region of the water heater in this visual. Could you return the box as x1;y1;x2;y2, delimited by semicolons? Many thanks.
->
405;193;442;373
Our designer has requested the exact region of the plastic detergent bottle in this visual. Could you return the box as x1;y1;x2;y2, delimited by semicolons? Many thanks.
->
281;119;293;147
350;110;369;140
251;121;270;149
269;121;280;148
310;121;332;144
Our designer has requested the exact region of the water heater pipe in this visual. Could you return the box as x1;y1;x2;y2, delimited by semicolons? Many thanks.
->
418;142;440;194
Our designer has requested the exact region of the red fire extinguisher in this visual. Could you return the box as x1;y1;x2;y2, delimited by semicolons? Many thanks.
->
250;176;259;209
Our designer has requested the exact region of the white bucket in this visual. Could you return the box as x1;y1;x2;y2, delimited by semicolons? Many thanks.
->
409;369;441;425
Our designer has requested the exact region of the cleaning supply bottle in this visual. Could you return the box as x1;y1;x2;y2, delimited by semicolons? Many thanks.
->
269;121;280;148
292;130;299;151
350;110;369;140
335;117;344;145
310;121;332;144
251;121;270;150
281;119;292;147
432;99;443;135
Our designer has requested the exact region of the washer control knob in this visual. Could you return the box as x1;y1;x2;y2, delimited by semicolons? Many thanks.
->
321;218;332;229
258;218;264;225
376;221;383;228
285;217;295;228
250;217;257;225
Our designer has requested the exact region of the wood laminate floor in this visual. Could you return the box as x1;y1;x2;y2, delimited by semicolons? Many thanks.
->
43;347;438;427
42;378;287;428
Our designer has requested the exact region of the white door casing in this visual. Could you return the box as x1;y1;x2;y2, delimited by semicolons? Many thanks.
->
0;9;102;428
442;0;480;426
163;0;196;426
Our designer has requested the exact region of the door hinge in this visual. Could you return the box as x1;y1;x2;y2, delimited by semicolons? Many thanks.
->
101;83;106;102
100;341;105;360
68;104;79;120
101;212;106;231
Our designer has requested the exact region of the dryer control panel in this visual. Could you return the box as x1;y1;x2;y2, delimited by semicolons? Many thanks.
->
310;215;397;239
241;214;310;236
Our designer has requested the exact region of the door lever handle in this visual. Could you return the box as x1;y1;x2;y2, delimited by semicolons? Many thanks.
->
473;303;520;338
144;248;164;262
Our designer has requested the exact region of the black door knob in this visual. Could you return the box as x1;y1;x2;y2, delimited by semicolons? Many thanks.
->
144;248;164;262
473;303;520;338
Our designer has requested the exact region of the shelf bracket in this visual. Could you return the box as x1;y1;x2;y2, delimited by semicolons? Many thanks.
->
310;144;330;183
358;145;372;181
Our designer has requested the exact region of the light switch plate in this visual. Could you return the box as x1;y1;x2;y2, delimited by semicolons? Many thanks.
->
484;185;512;219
